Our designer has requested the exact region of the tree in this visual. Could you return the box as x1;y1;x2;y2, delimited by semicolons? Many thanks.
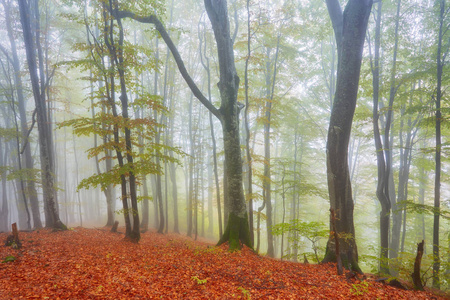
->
243;0;253;246
322;0;373;272
112;0;251;250
387;0;403;265
432;0;446;289
18;0;66;230
198;14;222;238
368;0;391;275
1;0;42;229
0;134;9;232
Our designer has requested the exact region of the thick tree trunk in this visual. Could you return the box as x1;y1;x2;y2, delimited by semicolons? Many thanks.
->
113;0;251;249
204;0;251;250
322;0;372;272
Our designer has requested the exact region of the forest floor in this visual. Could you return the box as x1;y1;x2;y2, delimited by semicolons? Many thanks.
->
0;227;448;299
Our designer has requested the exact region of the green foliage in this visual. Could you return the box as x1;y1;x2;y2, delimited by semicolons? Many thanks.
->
350;281;370;296
6;168;40;183
2;255;16;263
57;0;187;198
191;276;207;285
238;286;251;299
115;208;138;217
401;200;450;220
272;220;328;262
0;127;18;141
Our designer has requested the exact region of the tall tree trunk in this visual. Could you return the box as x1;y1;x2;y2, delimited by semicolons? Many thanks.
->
10;97;31;230
204;0;251;249
168;89;179;233
288;126;300;262
418;140;427;245
0;138;9;232
322;0;372;272
388;0;402;263
72;131;82;227
2;0;42;229
432;0;445;289
112;4;140;241
18;0;65;230
152;35;164;235
187;95;194;237
369;0;390;274
199;19;222;238
114;0;251;249
102;5;131;238
263;37;280;258
244;0;253;245
397;89;418;255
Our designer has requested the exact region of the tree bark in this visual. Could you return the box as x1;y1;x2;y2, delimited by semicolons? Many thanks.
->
322;0;372;272
412;240;425;290
204;0;250;249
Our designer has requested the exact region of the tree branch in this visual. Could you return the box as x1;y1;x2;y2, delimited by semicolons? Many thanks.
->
112;9;221;120
325;0;343;55
20;109;37;155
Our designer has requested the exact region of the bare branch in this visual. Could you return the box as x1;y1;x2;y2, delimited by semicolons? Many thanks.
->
112;9;221;120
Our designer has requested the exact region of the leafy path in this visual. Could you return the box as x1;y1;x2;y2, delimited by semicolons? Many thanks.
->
0;228;446;299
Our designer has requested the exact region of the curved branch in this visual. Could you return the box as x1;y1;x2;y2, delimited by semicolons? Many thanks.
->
113;10;221;120
325;0;343;56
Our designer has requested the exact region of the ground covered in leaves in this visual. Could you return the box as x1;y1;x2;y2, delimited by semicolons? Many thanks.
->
0;228;447;299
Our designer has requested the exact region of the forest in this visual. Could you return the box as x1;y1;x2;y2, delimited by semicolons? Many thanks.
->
0;0;449;297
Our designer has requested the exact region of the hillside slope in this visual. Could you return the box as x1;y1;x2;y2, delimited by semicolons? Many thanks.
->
0;228;446;299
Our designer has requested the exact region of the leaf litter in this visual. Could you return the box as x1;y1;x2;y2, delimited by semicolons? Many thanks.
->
0;228;446;299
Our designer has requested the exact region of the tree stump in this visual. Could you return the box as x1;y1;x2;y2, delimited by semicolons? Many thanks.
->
111;221;119;233
412;240;424;290
5;223;22;249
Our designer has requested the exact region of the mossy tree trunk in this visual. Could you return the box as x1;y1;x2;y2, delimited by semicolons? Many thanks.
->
114;0;252;250
204;0;251;250
322;0;372;272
